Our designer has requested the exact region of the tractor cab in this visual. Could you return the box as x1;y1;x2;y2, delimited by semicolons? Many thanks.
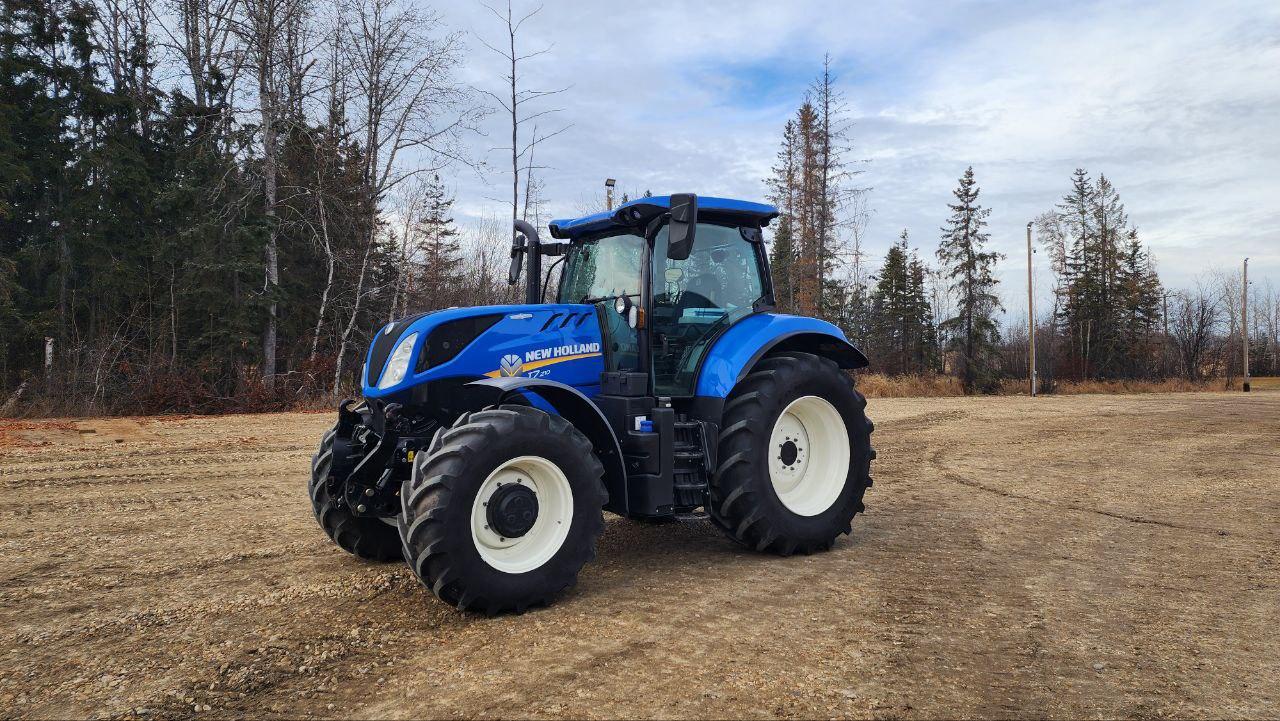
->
550;195;772;397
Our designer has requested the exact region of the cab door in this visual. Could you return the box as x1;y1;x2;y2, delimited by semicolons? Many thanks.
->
649;223;768;397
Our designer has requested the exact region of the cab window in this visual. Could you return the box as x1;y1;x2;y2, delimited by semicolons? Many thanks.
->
651;223;766;396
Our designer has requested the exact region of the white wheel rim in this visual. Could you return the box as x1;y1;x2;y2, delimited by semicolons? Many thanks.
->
470;456;573;574
768;395;850;516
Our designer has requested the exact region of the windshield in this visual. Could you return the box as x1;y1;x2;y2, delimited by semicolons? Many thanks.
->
557;232;644;304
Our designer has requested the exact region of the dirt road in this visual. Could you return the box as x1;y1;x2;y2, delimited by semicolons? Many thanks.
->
2;392;1277;719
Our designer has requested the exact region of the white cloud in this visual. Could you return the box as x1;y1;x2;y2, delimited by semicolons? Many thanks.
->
424;0;1280;304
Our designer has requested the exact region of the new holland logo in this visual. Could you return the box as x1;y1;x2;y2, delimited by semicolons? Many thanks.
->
499;354;524;377
485;342;603;379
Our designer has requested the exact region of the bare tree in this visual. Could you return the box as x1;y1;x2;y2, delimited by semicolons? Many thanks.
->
1256;280;1279;376
1034;210;1070;388
301;28;348;361
388;183;428;321
1170;284;1220;381
807;55;868;312
1213;267;1243;385
159;0;243;111
92;0;152;100
234;0;309;390
330;0;479;394
476;1;569;231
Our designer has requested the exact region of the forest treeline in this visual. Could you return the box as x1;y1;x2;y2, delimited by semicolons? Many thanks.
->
1;0;518;414
1;2;1277;416
763;60;1279;393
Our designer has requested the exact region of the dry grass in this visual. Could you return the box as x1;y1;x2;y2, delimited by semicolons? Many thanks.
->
855;373;968;398
1048;377;1229;395
852;373;1257;398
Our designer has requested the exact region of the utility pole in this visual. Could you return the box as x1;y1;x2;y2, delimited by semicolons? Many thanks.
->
1243;257;1250;392
1027;222;1036;396
605;178;616;211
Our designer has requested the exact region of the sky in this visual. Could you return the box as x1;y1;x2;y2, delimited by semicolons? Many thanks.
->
427;0;1280;312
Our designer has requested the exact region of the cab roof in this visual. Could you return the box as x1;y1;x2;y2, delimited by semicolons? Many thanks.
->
547;195;778;240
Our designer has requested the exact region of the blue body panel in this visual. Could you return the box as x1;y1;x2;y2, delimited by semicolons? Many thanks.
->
365;306;855;403
548;195;778;240
694;313;853;398
363;304;605;400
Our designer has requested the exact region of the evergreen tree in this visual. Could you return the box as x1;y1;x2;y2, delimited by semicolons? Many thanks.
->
0;0;477;411
870;230;936;374
766;119;799;312
937;167;1003;393
907;249;939;372
1117;229;1163;376
869;232;911;374
794;101;822;315
1052;169;1163;379
415;174;462;311
1055;168;1096;377
762;58;865;325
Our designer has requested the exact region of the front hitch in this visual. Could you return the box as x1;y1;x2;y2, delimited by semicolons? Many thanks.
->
339;402;403;517
327;400;434;519
327;399;370;506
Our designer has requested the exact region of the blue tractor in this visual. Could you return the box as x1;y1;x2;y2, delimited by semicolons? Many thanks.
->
310;194;875;613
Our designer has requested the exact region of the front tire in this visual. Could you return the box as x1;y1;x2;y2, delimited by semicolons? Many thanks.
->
709;351;874;554
399;405;607;614
309;426;403;562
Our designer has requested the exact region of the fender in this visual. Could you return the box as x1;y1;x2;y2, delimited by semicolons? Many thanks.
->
468;377;629;515
694;313;868;398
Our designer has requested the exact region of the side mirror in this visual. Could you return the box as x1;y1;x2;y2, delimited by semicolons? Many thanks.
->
666;193;698;261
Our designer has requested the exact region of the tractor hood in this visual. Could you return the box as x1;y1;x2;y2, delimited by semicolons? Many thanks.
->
362;304;605;399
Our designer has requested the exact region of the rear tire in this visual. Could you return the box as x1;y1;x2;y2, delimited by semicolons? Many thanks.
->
709;351;874;554
309;426;403;562
399;405;607;614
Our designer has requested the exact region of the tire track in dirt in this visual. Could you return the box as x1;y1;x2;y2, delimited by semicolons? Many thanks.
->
928;451;1227;536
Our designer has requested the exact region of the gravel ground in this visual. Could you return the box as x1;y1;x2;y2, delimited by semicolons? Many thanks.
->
1;391;1277;719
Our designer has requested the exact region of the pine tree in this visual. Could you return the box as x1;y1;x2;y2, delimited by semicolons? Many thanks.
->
794;101;821;315
907;248;938;372
1089;174;1127;374
0;0;471;410
870;230;936;374
415;174;462;311
1056;168;1096;378
766;119;799;312
937;167;1003;393
1052;169;1162;379
870;232;911;374
762;58;865;326
1117;229;1163;376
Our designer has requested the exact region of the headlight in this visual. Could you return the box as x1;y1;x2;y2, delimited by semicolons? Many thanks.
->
614;296;628;315
377;333;418;389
